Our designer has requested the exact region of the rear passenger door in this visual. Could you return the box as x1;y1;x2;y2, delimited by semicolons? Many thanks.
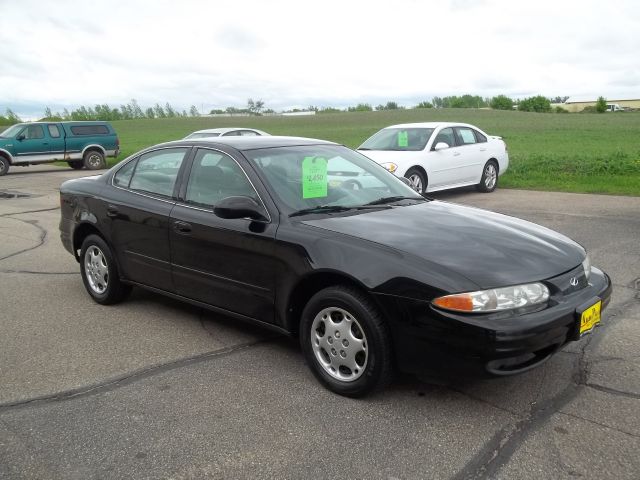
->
107;147;190;291
169;148;278;323
46;124;66;157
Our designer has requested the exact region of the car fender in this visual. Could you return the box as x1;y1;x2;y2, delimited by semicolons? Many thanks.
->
0;148;13;163
81;144;107;156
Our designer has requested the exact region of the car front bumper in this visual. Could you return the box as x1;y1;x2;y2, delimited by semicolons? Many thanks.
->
373;267;612;377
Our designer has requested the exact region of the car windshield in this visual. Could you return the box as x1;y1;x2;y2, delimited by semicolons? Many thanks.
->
244;145;424;214
186;132;221;139
0;124;25;138
359;128;434;151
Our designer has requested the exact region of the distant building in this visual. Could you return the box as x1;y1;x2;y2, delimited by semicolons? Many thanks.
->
561;95;640;112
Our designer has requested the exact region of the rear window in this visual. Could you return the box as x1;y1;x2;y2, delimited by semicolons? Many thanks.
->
70;125;110;135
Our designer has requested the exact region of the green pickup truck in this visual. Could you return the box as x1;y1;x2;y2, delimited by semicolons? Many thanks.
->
0;121;119;176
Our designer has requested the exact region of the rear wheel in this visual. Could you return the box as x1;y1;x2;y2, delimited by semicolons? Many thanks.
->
80;234;131;305
0;157;9;176
300;286;393;397
404;167;427;194
476;160;498;193
68;161;84;170
83;150;106;170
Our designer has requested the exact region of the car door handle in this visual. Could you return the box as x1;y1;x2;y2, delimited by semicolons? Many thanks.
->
480;148;487;151
173;221;192;234
106;205;119;217
453;152;461;156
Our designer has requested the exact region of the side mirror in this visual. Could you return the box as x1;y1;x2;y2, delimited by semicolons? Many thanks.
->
214;196;268;221
399;176;412;187
433;142;449;151
16;134;25;141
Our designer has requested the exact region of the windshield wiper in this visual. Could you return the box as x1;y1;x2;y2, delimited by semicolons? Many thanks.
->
289;205;354;217
364;195;425;206
358;147;371;150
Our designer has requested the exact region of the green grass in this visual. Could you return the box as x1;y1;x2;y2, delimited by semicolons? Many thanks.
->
99;109;640;196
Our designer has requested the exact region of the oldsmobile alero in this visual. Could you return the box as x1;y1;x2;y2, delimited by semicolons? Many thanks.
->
59;136;611;396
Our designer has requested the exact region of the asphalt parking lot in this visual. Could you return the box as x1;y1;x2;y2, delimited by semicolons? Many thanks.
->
1;165;639;480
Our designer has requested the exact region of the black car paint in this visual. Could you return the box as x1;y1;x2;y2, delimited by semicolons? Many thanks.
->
60;137;611;376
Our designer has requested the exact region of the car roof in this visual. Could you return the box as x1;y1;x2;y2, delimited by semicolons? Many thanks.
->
382;122;478;129
165;135;337;151
189;127;265;134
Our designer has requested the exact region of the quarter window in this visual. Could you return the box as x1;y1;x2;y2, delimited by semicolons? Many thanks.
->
48;125;61;138
113;158;137;188
128;148;188;197
474;130;487;143
185;149;257;208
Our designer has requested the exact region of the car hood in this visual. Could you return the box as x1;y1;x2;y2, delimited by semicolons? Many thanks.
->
302;201;585;290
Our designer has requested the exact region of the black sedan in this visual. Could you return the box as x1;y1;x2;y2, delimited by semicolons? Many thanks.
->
59;136;611;397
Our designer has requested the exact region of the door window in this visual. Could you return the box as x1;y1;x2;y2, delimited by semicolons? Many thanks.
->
455;127;478;145
25;125;45;139
185;149;257;208
47;125;61;138
128;148;188;197
432;127;456;148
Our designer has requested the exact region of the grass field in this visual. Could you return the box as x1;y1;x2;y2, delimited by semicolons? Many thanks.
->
109;109;640;196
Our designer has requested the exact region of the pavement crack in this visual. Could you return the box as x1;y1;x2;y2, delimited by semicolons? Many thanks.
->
584;382;640;399
557;411;640;439
0;206;60;217
0;337;276;414
0;217;47;262
0;269;77;275
446;386;520;416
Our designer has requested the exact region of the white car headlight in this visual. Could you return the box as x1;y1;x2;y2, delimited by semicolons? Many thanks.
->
381;162;398;173
433;282;550;313
582;254;591;281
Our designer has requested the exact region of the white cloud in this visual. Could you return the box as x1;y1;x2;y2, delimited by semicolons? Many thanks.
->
0;0;638;117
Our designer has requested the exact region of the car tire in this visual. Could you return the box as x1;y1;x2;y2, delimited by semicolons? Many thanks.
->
68;161;84;170
476;160;499;193
300;285;393;397
0;157;9;176
83;150;106;170
404;167;427;194
80;234;131;305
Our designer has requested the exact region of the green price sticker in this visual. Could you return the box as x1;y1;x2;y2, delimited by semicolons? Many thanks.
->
302;156;328;199
397;131;408;147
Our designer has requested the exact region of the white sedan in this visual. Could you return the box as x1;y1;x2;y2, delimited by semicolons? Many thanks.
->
357;122;508;194
184;127;270;139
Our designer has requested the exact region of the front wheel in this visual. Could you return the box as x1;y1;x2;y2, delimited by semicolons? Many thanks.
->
404;167;427;194
83;150;106;170
300;286;393;397
80;234;131;305
476;160;499;193
0;157;9;176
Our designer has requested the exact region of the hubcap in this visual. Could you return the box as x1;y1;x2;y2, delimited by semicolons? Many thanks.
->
0;161;6;174
484;164;497;189
84;246;109;294
311;307;368;382
408;174;423;192
88;154;102;168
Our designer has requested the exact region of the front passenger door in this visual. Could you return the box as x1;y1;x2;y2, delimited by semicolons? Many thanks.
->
169;148;278;323
427;127;465;188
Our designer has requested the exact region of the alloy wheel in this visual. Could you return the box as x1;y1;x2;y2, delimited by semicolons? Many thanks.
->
84;245;109;294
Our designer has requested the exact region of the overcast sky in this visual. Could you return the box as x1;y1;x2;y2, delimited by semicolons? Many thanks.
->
1;0;638;118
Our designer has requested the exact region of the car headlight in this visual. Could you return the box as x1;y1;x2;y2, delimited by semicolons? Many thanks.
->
432;282;550;313
582;254;591;281
381;162;398;173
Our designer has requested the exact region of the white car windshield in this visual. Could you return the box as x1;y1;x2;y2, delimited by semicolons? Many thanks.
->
359;128;434;151
245;145;423;214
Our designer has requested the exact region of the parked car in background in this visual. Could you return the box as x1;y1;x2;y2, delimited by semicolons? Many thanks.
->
358;122;508;194
0;121;119;176
605;104;624;112
183;127;269;139
60;136;610;397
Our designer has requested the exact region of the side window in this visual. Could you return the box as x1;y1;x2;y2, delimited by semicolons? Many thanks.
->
128;148;188;197
432;127;455;148
239;130;259;136
222;130;240;136
456;128;478;145
185;149;257;208
48;125;61;138
474;130;487;143
113;159;137;188
26;125;45;140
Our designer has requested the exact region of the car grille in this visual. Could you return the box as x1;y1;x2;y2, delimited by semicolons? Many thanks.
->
545;265;588;296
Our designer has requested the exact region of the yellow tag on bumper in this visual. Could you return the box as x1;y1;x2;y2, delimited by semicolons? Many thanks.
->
579;300;601;335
